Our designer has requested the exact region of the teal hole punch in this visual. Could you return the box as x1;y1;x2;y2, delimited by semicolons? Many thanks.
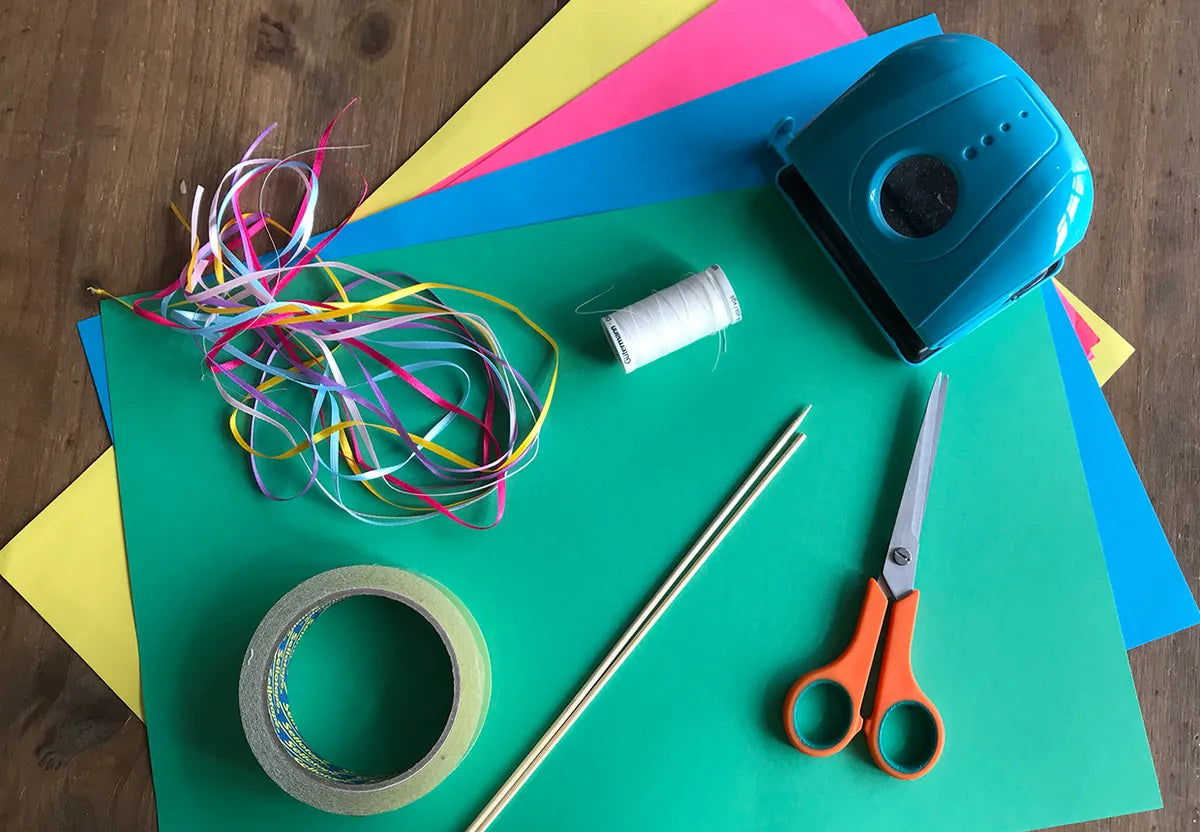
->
769;34;1093;363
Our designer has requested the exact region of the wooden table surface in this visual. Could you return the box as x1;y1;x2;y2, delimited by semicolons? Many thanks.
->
1;0;1196;829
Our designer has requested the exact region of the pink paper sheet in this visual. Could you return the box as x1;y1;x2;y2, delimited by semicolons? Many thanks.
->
1057;285;1102;360
423;0;867;195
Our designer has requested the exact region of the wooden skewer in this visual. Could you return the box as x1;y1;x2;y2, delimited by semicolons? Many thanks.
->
466;409;811;832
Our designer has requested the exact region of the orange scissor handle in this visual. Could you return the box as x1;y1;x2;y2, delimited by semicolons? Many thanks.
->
783;578;888;757
863;589;944;780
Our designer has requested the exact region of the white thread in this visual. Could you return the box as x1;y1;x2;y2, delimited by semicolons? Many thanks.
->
574;285;618;315
600;265;742;374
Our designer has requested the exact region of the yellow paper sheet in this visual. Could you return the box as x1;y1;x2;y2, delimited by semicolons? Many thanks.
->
352;0;717;218
0;0;719;718
0;448;141;715
0;1;1136;724
1055;280;1135;385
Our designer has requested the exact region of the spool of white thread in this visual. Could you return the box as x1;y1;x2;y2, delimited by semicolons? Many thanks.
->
600;265;742;374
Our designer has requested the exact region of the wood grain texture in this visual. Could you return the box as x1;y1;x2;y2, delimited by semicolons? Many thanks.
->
0;0;1195;829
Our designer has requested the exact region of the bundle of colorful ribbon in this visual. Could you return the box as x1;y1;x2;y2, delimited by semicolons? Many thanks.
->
99;110;557;528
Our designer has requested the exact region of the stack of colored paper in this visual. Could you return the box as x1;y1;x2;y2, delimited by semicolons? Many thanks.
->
1;1;1196;830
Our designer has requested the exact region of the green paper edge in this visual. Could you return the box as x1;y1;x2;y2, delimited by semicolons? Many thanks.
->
101;185;1160;832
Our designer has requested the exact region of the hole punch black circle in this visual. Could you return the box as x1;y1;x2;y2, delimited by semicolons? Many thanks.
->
879;155;959;238
1000;122;1012;132
1020;110;1030;118
981;134;995;146
963;147;977;160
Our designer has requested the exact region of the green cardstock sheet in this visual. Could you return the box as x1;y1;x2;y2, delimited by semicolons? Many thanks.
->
102;185;1160;831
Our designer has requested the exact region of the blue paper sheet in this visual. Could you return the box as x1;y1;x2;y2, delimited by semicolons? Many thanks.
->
83;17;1197;647
322;16;1198;648
319;18;942;258
1043;285;1200;646
77;315;113;440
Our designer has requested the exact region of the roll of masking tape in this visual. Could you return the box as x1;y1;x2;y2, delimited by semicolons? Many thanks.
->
238;565;490;815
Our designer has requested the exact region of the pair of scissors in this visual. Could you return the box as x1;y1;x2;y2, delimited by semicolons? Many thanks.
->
783;373;947;780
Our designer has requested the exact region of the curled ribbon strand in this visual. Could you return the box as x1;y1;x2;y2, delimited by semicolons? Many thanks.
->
97;108;558;528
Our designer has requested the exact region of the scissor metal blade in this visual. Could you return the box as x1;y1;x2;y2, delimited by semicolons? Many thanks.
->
880;373;948;601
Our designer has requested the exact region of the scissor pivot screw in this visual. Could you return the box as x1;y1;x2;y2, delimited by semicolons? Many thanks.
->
891;547;911;565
